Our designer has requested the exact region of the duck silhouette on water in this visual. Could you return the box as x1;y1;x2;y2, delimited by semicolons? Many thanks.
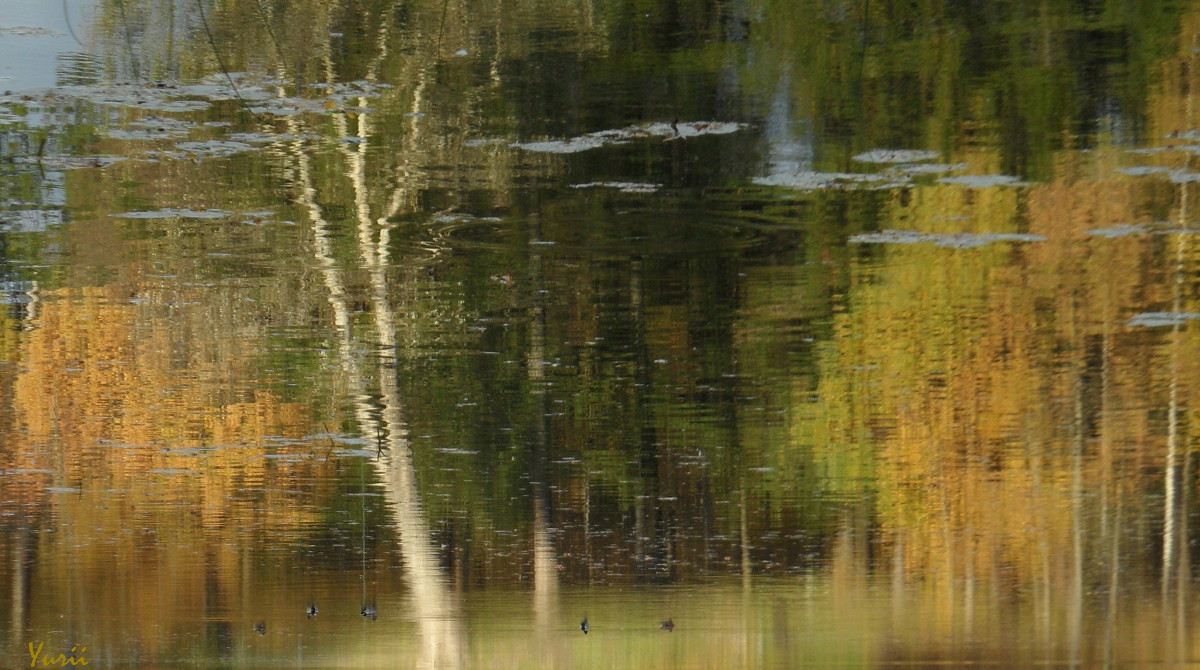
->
306;603;318;619
580;617;589;634
361;604;377;620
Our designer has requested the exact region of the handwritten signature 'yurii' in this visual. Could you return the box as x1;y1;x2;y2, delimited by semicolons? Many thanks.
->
28;642;88;667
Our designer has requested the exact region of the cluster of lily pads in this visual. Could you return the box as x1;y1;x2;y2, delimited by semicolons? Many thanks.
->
5;70;1200;334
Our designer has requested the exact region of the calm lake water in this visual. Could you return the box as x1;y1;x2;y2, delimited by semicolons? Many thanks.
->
3;0;1200;667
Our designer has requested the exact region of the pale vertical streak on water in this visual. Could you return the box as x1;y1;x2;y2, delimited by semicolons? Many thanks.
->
1167;174;1192;664
527;214;563;662
338;59;466;667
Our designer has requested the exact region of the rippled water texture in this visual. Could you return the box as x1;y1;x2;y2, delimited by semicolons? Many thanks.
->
3;0;1200;668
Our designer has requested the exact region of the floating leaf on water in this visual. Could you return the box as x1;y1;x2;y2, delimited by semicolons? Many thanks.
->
649;121;745;137
1128;312;1200;327
571;181;662;193
934;232;1045;248
848;229;928;245
1117;166;1169;176
1085;223;1149;238
514;120;746;153
853;149;940;164
1168;170;1200;183
893;162;969;175
849;229;1045;247
937;174;1025;188
434;447;480;455
110;208;232;219
513;135;613;153
1084;222;1195;237
753;171;898;190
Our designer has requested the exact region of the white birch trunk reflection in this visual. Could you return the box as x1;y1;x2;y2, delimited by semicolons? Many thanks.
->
1163;178;1187;663
356;89;464;670
284;44;464;664
526;217;561;658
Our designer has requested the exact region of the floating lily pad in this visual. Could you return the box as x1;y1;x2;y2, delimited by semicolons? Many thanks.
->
110;208;232;219
515;135;614;153
1169;170;1200;183
1128;312;1200;327
645;120;745;138
849;229;1045;247
1117;166;1169;176
1085;223;1149;238
853;149;940;164
571;181;662;193
514;120;746;153
892;162;969;175
937;174;1026;188
753;171;899;190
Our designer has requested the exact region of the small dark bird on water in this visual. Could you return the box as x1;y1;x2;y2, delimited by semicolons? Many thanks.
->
580;617;590;634
361;604;377;620
306;603;318;619
660;618;674;632
253;621;266;635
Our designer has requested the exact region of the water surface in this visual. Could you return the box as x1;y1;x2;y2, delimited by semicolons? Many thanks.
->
2;1;1200;667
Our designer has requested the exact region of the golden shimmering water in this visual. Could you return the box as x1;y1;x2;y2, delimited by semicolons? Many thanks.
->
2;0;1200;667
